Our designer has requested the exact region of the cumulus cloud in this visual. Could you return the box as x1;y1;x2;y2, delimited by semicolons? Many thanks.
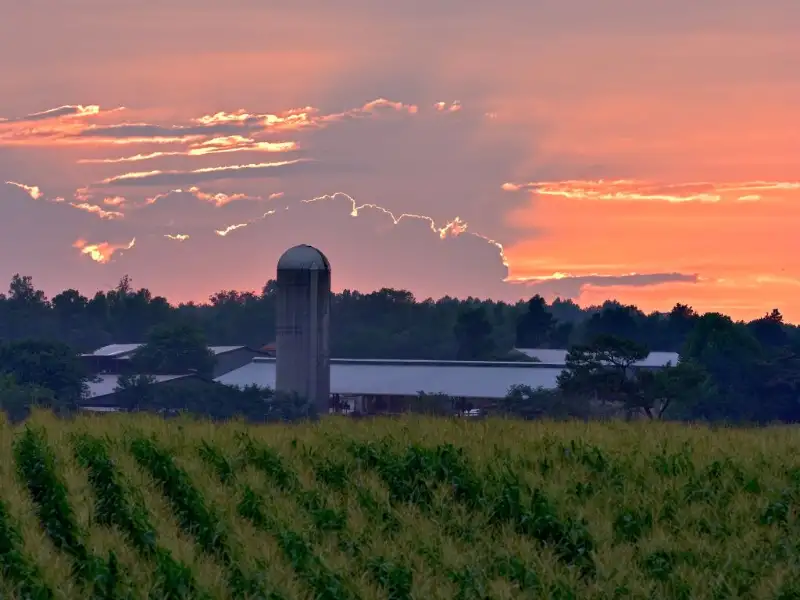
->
72;237;136;264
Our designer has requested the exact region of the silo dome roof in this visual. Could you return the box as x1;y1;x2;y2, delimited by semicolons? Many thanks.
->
277;244;331;271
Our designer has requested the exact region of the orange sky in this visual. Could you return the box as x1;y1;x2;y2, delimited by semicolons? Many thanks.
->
0;2;798;321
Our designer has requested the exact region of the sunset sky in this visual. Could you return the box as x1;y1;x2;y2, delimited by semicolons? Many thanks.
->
1;1;799;321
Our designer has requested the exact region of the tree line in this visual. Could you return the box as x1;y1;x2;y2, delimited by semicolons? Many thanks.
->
0;272;798;424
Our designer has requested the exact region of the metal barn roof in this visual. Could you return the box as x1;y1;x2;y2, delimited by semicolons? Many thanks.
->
214;358;562;399
87;374;190;398
82;344;248;358
514;348;679;368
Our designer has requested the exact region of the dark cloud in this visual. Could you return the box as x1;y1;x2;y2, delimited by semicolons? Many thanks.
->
516;273;699;301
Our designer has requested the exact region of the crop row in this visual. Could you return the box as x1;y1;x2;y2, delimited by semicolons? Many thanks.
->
0;497;53;600
13;427;129;599
200;436;368;600
72;433;203;600
5;419;800;599
129;436;285;599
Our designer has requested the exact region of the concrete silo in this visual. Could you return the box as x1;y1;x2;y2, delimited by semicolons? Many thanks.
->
275;244;331;415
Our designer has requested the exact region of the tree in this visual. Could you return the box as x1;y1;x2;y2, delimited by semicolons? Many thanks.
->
583;303;644;344
515;295;555;348
0;339;88;408
638;361;716;420
501;384;589;420
113;373;157;411
557;335;650;416
680;313;764;421
747;309;788;351
0;374;56;422
7;274;47;309
131;323;216;377
454;306;495;360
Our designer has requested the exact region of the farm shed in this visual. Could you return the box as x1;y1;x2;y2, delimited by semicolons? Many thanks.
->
513;348;679;368
86;373;195;403
83;373;235;414
215;357;564;414
80;344;268;378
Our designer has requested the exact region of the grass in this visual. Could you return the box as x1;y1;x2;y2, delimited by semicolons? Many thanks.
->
1;410;800;598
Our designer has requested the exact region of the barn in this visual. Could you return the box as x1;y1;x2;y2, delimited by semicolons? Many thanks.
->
80;344;268;378
215;357;564;414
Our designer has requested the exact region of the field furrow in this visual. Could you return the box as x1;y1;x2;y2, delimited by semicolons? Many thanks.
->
1;412;800;598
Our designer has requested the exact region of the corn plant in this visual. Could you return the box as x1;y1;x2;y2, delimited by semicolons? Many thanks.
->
129;436;281;600
349;439;595;579
72;433;205;600
200;440;361;600
0;498;53;600
13;426;128;598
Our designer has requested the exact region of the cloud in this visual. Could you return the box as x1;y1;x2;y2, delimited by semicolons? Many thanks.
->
4;180;43;199
99;159;309;187
0;105;126;147
6;182;129;220
145;186;262;208
434;101;462;112
72;238;136;264
68;202;124;220
502;179;800;204
214;222;251;237
56;98;418;148
205;191;507;263
77;136;298;164
511;272;699;300
0;104;116;124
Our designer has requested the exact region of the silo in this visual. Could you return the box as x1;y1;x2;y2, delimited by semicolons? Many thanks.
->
275;244;331;415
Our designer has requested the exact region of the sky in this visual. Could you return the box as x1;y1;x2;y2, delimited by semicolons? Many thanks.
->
1;1;799;321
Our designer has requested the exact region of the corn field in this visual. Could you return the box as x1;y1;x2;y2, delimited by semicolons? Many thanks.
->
1;410;800;599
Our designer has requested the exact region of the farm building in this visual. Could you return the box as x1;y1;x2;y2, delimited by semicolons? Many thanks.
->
513;348;679;368
80;344;268;378
215;357;565;414
83;373;235;413
85;373;192;402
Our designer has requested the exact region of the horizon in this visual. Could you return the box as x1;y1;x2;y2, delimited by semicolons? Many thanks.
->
2;2;798;321
4;271;791;326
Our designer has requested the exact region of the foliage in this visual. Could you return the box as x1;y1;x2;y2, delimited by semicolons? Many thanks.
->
13;426;125;598
0;374;56;423
0;413;799;597
72;433;202;599
557;335;652;415
0;339;88;408
501;384;590;420
0;497;53;599
130;323;216;377
2;273;800;424
113;374;157;411
453;306;496;360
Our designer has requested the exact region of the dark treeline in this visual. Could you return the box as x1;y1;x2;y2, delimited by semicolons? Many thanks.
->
1;272;800;425
3;272;797;358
